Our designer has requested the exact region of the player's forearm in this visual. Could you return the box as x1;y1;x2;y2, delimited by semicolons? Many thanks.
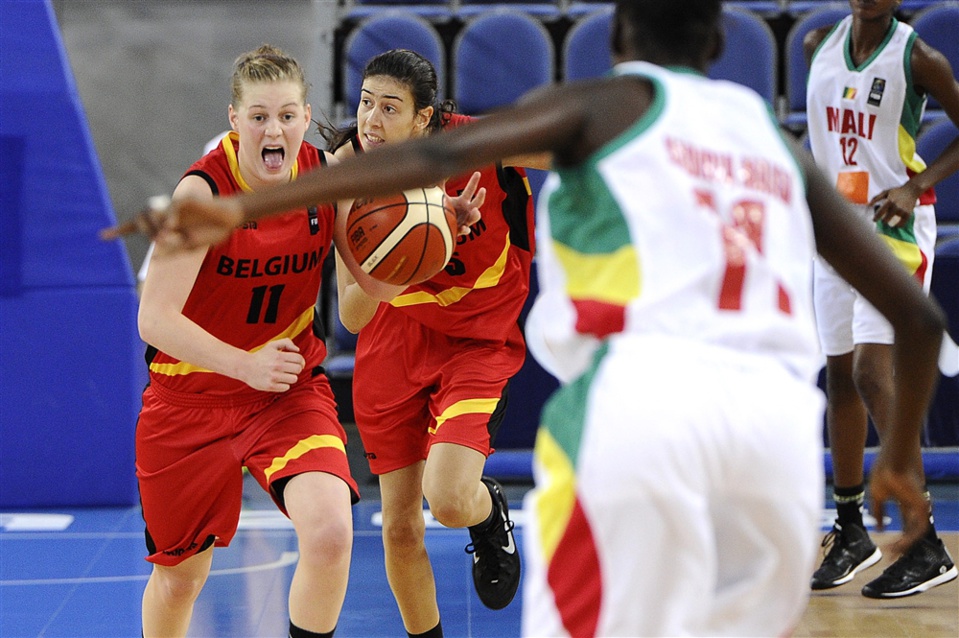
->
883;319;945;470
138;310;249;382
237;139;459;224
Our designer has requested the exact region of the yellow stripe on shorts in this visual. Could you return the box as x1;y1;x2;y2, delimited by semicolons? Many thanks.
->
429;397;500;435
264;434;346;481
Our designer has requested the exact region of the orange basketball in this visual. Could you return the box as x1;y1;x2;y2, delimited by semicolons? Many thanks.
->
346;186;457;286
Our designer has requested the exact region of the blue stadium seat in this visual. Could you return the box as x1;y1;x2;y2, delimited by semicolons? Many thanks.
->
707;5;778;105
452;9;555;115
916;117;959;242
563;5;614;81
783;3;849;128
564;0;611;18
457;0;562;20
725;1;783;16
340;0;454;22
342;11;446;115
911;3;959;117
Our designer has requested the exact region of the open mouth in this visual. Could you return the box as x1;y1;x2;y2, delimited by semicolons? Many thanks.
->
262;146;285;170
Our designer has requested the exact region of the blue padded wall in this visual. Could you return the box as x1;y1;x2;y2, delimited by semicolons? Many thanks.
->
0;0;144;507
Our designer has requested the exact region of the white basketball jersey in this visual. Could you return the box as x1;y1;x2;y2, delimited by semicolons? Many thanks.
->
526;62;820;383
807;16;929;204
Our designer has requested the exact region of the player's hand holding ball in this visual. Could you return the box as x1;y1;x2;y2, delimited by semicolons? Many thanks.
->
346;177;483;286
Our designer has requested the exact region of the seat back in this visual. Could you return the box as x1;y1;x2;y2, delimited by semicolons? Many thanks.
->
708;6;778;105
340;0;453;21
917;118;959;227
783;4;849;127
457;0;561;19
911;4;959;112
452;9;554;114
563;6;614;81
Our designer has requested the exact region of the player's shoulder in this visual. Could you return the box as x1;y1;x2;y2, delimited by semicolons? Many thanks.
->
299;139;322;157
442;112;476;130
333;140;357;161
911;34;955;76
804;24;838;62
297;140;333;168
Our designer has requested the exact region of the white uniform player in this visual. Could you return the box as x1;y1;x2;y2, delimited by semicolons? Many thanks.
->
522;61;826;637
808;15;936;353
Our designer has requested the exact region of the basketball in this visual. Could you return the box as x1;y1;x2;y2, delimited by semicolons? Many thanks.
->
346;186;457;286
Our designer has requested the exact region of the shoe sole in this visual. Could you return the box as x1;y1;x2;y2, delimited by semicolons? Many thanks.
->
811;547;883;590
861;565;959;599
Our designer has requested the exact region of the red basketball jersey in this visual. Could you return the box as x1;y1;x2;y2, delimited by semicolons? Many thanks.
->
146;132;335;397
376;113;536;342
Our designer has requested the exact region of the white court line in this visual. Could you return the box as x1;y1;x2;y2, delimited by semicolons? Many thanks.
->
0;551;298;586
0;513;74;532
820;508;891;529
370;508;528;529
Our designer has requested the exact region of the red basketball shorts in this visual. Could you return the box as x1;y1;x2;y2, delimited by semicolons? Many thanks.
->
352;305;525;475
135;373;358;566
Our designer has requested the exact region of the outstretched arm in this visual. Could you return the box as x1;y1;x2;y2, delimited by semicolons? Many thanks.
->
101;82;590;248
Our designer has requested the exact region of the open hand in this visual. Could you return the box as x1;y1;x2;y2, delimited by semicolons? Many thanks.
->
100;195;244;250
445;171;485;236
869;449;930;558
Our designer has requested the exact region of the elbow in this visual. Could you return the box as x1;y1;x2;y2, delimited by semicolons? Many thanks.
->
340;319;363;335
137;303;173;346
919;298;948;337
137;310;161;345
338;308;371;334
337;299;375;334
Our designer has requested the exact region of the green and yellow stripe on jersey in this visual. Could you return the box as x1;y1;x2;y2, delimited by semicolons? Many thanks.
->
531;343;609;637
546;170;641;338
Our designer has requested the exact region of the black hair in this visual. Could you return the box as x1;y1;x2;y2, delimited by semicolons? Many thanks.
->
319;49;457;152
614;0;723;63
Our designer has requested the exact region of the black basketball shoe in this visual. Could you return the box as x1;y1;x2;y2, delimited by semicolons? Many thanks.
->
811;522;882;590
465;477;521;610
862;537;958;598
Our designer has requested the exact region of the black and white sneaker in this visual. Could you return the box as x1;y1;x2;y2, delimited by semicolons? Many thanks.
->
861;537;958;598
810;523;882;590
465;477;520;610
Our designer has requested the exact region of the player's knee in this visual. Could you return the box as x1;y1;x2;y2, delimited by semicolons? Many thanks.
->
297;516;352;565
382;513;426;553
825;360;857;399
425;491;474;528
851;362;891;410
151;566;207;605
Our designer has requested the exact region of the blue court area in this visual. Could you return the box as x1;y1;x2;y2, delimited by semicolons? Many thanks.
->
0;495;525;638
1;482;958;638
